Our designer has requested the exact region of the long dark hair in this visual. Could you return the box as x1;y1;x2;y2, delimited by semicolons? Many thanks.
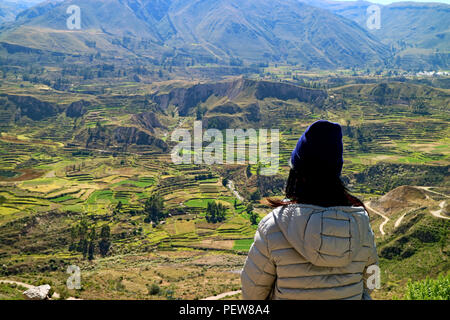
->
267;167;366;209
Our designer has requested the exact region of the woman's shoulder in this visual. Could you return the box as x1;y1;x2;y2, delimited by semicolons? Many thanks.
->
256;208;281;235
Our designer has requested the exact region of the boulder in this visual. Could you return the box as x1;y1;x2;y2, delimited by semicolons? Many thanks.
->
23;284;51;300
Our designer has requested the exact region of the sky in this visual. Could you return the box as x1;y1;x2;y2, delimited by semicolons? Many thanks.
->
339;0;450;4
15;0;450;4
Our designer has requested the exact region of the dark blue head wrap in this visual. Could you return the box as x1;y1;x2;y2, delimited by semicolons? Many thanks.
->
289;120;344;177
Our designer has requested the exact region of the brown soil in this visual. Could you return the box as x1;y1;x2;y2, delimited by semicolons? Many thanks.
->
372;186;428;215
0;169;44;182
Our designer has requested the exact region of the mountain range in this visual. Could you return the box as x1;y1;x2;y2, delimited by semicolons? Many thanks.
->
300;0;450;50
0;0;448;69
0;0;43;24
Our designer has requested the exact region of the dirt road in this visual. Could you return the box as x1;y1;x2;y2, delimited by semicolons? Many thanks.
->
202;290;242;300
0;279;34;290
430;200;449;220
365;202;389;236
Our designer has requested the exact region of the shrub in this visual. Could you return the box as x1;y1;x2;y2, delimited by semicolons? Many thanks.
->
148;283;161;295
404;274;450;300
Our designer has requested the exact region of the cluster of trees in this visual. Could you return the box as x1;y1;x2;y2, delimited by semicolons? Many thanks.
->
246;203;258;225
143;194;167;225
65;162;86;174
205;201;226;223
194;173;214;181
344;121;374;152
196;106;207;120
250;190;261;201
410;99;429;115
69;220;111;260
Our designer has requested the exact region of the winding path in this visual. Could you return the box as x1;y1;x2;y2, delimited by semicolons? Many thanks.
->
0;279;79;300
366;187;450;233
202;290;242;300
414;187;449;220
0;279;34;290
430;200;449;220
365;202;389;236
414;186;449;199
227;180;244;202
394;212;408;229
394;209;417;229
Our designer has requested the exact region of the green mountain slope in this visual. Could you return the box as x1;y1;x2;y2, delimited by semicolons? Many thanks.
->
367;185;449;299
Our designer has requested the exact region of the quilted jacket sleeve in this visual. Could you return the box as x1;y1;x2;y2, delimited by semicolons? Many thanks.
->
362;223;379;300
241;218;277;300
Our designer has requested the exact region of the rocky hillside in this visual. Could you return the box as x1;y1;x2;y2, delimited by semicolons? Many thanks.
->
0;0;390;68
151;78;327;116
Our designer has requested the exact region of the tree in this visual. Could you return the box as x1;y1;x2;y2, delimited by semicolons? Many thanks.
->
144;194;166;225
246;165;252;178
80;239;88;259
196;107;203;120
70;219;90;257
88;240;95;261
410;99;429;115
222;178;229;188
346;119;353;138
246;203;258;225
87;227;96;260
99;225;111;257
89;227;96;242
114;201;123;214
439;222;448;252
205;201;226;223
249;211;258;225
250;190;261;201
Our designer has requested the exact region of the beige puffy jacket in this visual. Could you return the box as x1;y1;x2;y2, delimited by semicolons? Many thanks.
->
241;203;378;300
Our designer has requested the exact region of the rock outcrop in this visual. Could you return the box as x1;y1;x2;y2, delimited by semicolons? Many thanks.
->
4;94;59;121
151;79;327;116
113;126;167;150
81;124;168;152
23;284;51;300
66;100;90;118
131;111;164;133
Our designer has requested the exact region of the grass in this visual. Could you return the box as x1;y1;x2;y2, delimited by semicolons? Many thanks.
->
233;239;254;251
404;274;450;300
184;198;216;208
0;283;26;300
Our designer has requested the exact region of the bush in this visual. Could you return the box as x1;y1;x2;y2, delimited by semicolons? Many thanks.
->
250;190;261;201
148;283;161;295
404;274;450;300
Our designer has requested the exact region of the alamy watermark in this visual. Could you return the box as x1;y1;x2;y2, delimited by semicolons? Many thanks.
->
66;5;81;30
66;265;81;290
366;265;381;290
366;5;381;30
171;121;279;176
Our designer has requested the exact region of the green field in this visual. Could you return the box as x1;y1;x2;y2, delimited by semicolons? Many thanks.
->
0;66;448;300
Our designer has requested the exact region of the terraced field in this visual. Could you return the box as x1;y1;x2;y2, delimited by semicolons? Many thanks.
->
0;75;448;300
